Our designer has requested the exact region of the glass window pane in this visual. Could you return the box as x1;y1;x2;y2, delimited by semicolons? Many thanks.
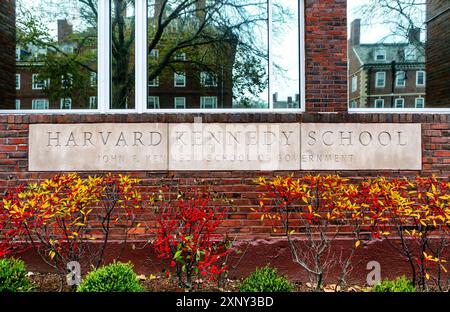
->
272;0;300;109
14;0;98;110
111;0;135;109
147;0;269;110
348;0;429;109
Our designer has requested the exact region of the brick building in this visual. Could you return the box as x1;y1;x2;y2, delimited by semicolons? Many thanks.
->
348;19;426;109
0;0;449;283
426;0;450;107
0;0;15;110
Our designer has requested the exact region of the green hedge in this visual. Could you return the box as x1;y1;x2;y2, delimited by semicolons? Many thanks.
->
240;266;293;292
0;258;30;292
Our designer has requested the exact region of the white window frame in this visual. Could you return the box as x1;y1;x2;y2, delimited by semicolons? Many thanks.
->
60;98;72;110
394;98;405;109
90;72;97;87
201;72;218;87
15;100;21;110
415;97;425;108
201;96;218;109
374;49;386;61
16;74;21;90
416;71;425;86
351;76;357;92
174;53;186;61
148;76;159;87
2;1;307;114
89;96;97;109
174;97;186;109
150;49;159;58
395;71;406;87
32;74;49;90
32;99;49;110
374;99;384;108
174;72;186;87
147;96;160;109
61;74;73;89
375;72;385;88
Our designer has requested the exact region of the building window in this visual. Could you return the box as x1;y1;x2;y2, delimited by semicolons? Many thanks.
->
395;71;406;87
15;47;21;61
150;49;159;58
60;98;72;109
61;74;73;89
89;96;97;109
374;49;386;61
416;71;425;86
149;76;159;87
375;72;386;88
200;96;218;109
174;72;186;87
375;99;384;108
32;99;49;110
32;74;49;90
351;76;357;92
349;100;357;108
415;97;425;108
15;74;21;90
405;46;416;61
201;72;218;87
90;72;97;87
174;53;186;61
394;98;405;108
147;96;160;109
174;97;186;109
15;100;21;110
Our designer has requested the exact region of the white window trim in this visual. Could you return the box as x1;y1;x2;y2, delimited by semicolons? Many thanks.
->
60;98;72;110
374;49;386;61
394;98;405;108
174;97;186;109
174;72;186;87
201;72;218;87
15;100;21;110
89;96;97;109
416;71;425;86
148;76;159;87
32;74;49;90
4;1;306;114
374;99;384;108
395;71;406;87
415;97;425;108
375;72;386;88
16;74;21;90
147;96;160;109
32;99;49;110
201;96;218;109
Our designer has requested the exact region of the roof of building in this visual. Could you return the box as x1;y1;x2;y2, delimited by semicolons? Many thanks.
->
353;42;425;65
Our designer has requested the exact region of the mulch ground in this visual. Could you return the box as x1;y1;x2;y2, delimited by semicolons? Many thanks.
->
28;272;367;292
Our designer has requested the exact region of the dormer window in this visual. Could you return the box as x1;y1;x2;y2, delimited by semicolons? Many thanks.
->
374;49;386;61
405;46;416;61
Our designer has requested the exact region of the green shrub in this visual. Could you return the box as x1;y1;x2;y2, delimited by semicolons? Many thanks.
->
373;276;416;292
0;258;30;292
77;262;144;292
239;266;293;292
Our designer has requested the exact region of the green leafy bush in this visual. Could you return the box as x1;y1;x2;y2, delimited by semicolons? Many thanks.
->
0;258;30;292
373;276;416;292
239;266;293;292
77;262;144;292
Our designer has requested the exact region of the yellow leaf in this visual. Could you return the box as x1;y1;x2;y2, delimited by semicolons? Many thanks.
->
425;273;430;280
355;240;361;248
49;250;56;260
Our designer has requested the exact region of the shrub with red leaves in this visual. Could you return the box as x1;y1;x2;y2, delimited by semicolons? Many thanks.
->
153;190;232;291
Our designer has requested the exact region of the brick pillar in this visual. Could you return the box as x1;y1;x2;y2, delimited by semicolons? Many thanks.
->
304;0;348;113
426;0;450;107
0;0;16;109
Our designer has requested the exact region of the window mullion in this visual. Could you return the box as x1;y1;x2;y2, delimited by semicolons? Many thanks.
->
135;0;148;113
98;0;111;113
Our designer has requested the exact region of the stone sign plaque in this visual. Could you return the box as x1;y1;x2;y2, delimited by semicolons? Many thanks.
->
29;123;168;171
301;123;422;170
29;123;422;171
168;123;301;171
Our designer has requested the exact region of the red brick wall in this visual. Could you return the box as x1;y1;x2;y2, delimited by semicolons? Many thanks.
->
305;0;348;112
0;0;15;109
426;0;450;107
0;112;449;239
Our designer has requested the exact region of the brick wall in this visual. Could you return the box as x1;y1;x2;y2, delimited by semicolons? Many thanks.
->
0;0;15;109
304;0;348;112
426;0;450;107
